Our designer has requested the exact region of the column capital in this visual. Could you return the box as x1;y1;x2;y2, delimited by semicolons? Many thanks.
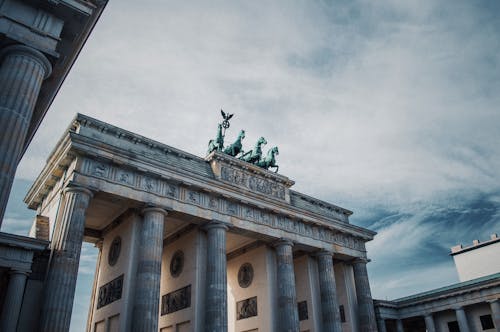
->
8;269;30;277
202;220;229;231
313;249;335;258
0;44;52;78
272;238;294;248
352;257;370;264
142;206;169;217
63;186;93;199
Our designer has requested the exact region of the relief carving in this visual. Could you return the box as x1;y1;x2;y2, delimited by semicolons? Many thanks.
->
161;285;191;315
97;274;123;309
221;166;286;200
237;296;258;320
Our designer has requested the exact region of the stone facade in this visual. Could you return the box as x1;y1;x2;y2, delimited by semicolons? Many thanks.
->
18;113;379;331
374;236;500;332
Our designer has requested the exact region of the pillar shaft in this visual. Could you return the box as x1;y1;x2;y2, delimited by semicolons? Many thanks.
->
490;300;500;332
424;314;436;332
40;187;92;332
274;239;299;332
0;45;52;224
396;319;404;332
377;318;387;332
455;307;470;332
0;270;29;332
204;222;228;332
316;251;342;332
353;258;378;332
132;208;167;332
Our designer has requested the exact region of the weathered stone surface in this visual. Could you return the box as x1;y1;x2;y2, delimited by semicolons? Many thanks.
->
455;307;471;332
0;270;28;332
490;299;500;332
424;314;436;332
132;207;167;332
316;251;342;332
353;258;378;332
204;222;229;332
0;44;51;225
274;239;299;332
40;187;92;332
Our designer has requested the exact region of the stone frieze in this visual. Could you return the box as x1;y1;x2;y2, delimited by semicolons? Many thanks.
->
81;158;365;252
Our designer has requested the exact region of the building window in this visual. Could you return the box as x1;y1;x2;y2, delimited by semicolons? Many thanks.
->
480;315;494;330
448;321;460;332
339;305;346;323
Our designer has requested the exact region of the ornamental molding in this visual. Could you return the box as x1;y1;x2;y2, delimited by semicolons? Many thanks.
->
78;157;366;252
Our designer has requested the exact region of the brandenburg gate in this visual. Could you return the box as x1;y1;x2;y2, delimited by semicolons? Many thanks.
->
24;113;378;331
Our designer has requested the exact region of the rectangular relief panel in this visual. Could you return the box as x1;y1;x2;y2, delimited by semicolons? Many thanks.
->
97;274;124;309
161;285;192;315
237;296;258;320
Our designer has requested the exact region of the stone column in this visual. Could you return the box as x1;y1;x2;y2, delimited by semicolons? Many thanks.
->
86;241;103;332
0;270;29;332
316;251;342;332
274;239;299;332
0;45;52;225
204;221;229;332
490;299;500;332
131;207;167;332
424;314;436;332
377;318;387;332
455;307;470;332
396;319;404;332
40;186;92;332
352;258;378;332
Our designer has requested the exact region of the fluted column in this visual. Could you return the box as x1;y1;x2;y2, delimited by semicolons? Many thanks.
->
455;307;470;332
0;270;29;332
132;207;167;332
86;241;103;332
274;239;299;332
0;45;52;225
352;258;378;332
424;314;436;332
377;318;387;332
396;319;404;332
40;186;92;332
316;251;342;332
490;299;500;332
204;221;229;332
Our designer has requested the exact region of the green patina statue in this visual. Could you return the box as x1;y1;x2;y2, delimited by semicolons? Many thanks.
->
207;112;279;172
256;146;279;173
207;123;224;154
224;129;245;157
240;136;267;164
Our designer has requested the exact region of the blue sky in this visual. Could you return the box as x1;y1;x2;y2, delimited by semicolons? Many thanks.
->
2;0;500;330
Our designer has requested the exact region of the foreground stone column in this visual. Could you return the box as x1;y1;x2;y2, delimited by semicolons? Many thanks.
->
352;258;378;332
456;307;470;332
0;45;52;225
377;318;387;332
0;270;29;332
204;221;229;332
424;314;436;332
132;207;167;332
274;239;299;332
396;319;404;332
316;251;342;332
40;187;92;332
490;299;500;332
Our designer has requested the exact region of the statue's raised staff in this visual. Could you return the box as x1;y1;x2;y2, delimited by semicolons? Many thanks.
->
224;129;245;157
240;136;267;164
256;146;279;172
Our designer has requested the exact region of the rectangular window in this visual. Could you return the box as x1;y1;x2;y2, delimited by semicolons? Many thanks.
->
339;305;346;323
448;321;460;332
480;314;494;330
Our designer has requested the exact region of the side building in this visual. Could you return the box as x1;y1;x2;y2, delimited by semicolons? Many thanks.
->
375;234;500;332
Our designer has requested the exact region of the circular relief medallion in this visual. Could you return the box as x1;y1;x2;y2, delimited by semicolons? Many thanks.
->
170;250;184;278
108;236;121;267
238;263;254;288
